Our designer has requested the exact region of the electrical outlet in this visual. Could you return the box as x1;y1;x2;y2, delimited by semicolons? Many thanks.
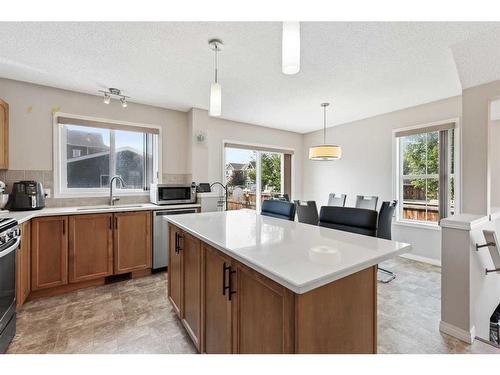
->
45;188;51;198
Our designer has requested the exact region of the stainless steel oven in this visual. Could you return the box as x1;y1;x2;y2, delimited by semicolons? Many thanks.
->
0;218;20;353
150;183;197;205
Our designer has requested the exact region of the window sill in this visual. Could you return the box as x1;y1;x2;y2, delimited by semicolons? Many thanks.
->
393;220;441;231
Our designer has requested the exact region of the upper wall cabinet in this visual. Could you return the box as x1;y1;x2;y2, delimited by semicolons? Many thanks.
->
0;99;8;170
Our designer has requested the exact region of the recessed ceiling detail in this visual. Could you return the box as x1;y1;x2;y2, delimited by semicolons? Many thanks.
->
0;22;499;133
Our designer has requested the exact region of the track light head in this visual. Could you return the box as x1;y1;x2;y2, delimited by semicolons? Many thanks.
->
103;93;111;104
120;97;128;108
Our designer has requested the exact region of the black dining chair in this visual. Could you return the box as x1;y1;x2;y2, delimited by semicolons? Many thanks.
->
294;200;319;225
377;200;398;283
355;195;379;210
328;193;347;207
318;206;378;236
261;200;296;221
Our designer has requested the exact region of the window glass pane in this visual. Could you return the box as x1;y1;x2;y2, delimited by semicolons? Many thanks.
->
402;178;426;221
224;147;257;211
401;134;426;176
65;124;110;188
115;130;145;190
260;152;283;203
426;132;439;175
426;177;439;222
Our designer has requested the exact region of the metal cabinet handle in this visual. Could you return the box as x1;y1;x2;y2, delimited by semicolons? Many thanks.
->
177;234;183;252
228;266;236;301
222;262;231;295
109;216;112;230
175;232;179;254
115;217;118;229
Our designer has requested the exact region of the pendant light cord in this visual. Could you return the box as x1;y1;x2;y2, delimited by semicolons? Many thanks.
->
214;46;218;83
323;104;327;144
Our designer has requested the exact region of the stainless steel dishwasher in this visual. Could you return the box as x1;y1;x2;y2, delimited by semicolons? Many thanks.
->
153;208;198;270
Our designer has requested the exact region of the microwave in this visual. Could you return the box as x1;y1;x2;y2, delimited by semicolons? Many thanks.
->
150;183;197;205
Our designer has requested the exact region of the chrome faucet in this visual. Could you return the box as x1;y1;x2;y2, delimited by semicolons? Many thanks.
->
109;176;126;206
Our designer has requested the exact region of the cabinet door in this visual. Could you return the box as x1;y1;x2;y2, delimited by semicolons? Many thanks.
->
0;99;8;169
16;221;31;307
31;216;68;291
69;214;113;283
181;232;202;350
232;262;295;354
203;245;232;354
113;211;152;274
168;225;182;317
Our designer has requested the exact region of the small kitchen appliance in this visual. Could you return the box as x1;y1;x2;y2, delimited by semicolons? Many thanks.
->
150;183;197;205
6;181;46;211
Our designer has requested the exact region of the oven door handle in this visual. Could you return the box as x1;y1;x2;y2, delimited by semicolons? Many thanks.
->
0;237;21;259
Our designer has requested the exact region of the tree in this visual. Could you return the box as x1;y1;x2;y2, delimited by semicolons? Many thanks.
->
403;132;438;200
261;153;281;192
228;170;247;187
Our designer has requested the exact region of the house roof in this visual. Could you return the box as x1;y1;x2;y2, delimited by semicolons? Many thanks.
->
67;129;108;149
67;146;140;163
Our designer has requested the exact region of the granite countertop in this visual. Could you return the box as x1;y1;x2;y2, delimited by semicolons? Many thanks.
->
0;203;201;224
165;209;411;294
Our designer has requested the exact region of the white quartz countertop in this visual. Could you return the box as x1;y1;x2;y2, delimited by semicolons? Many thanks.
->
0;203;201;224
165;209;411;294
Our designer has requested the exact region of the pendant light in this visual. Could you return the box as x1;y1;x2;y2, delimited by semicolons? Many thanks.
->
282;22;300;75
209;39;223;117
309;103;342;160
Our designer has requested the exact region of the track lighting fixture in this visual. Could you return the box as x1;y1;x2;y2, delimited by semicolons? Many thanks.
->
98;88;129;108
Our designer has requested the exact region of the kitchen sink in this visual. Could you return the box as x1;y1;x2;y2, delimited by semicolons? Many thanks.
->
76;204;146;211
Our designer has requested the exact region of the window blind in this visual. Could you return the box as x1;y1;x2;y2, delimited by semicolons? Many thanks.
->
57;116;160;135
224;142;294;155
394;122;455;138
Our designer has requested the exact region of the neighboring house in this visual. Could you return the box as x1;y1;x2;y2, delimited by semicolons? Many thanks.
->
225;161;255;188
66;129;109;159
67;146;144;189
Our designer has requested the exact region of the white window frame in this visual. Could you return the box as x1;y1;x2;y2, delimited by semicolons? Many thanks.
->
53;112;162;198
221;140;295;213
392;118;460;228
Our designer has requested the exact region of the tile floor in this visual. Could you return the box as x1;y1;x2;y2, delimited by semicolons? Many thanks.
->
6;257;500;354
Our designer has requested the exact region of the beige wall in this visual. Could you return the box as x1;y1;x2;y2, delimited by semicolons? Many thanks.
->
489;118;500;208
189;108;304;200
0;78;190;174
302;96;462;263
462;80;500;215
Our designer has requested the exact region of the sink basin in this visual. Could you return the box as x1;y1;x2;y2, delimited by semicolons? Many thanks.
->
76;204;146;211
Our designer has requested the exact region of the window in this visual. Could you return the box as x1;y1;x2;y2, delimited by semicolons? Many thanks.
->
223;143;292;212
395;122;456;224
55;115;160;196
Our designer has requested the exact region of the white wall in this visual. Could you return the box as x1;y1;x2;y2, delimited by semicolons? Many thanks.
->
302;96;462;263
0;78;190;174
189;108;304;200
489;118;500;208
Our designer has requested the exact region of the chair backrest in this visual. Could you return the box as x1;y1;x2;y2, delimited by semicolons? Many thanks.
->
377;200;398;240
294;200;319;225
261;199;296;221
355;195;379;210
318;206;378;237
328;193;347;207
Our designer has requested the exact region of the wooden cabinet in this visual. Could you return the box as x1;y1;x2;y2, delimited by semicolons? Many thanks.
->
31;216;68;291
232;262;294;354
181;232;202;350
16;221;31;308
0;99;8;170
113;211;152;274
203;244;233;354
68;214;113;283
168;225;182;316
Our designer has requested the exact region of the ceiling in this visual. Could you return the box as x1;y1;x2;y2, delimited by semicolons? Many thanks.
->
1;22;500;134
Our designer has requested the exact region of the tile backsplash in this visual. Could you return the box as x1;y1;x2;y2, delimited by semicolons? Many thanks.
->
0;169;192;208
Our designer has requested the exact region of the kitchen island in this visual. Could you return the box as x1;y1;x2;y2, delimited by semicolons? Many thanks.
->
165;209;411;354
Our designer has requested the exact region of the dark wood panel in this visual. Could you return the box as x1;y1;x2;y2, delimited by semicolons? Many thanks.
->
31;216;68;291
68;214;113;283
168;225;182;317
113;211;151;274
203;244;232;354
16;221;31;308
232;262;295;353
181;232;202;350
294;266;377;354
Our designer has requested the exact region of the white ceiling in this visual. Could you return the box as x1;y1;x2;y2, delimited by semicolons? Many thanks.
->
1;22;500;133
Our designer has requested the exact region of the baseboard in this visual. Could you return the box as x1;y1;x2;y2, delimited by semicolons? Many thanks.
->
399;253;441;267
439;320;475;344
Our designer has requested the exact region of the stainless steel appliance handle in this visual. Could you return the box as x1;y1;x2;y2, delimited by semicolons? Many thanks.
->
0;237;20;259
